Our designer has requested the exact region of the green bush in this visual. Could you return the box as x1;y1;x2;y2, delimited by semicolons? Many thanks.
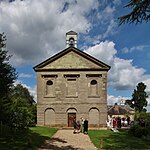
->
129;124;149;138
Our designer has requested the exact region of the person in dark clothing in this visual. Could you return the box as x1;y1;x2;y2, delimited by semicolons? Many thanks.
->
127;116;130;126
76;120;81;133
117;117;121;128
84;119;88;134
73;117;77;134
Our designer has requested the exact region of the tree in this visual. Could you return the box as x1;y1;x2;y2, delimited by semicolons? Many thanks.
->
9;84;36;128
0;33;17;123
10;84;35;106
9;98;32;129
119;0;150;25
130;82;148;112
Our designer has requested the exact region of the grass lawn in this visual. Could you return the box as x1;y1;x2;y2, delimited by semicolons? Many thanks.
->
88;129;150;149
0;126;58;150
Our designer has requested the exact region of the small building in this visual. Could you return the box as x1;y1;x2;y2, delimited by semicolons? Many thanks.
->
33;31;110;127
108;104;135;121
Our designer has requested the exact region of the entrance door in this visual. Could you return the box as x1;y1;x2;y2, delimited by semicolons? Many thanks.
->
68;113;76;127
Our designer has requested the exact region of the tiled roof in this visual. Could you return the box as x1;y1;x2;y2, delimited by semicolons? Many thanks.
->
108;104;134;115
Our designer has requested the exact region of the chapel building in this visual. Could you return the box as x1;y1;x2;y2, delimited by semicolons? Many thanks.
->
33;31;110;127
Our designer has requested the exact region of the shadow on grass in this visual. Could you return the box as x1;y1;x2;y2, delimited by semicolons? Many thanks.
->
89;129;150;149
0;127;81;150
0;128;52;150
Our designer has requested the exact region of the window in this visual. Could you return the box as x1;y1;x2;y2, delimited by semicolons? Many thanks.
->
91;80;97;85
46;80;54;96
90;80;98;96
64;74;79;97
66;78;77;97
86;75;101;97
42;74;57;97
88;79;100;97
47;80;53;86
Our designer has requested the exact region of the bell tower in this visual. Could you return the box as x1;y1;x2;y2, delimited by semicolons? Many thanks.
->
66;31;77;48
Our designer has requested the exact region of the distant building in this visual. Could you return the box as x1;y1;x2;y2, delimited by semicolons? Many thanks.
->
33;31;110;127
108;103;135;120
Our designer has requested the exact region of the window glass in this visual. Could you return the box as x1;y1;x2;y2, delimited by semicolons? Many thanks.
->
91;80;97;85
47;80;53;85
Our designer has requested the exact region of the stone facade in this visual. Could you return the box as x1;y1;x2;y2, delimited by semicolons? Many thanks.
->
34;31;110;127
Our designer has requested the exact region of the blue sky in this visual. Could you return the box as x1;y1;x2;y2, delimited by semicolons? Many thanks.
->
0;0;150;111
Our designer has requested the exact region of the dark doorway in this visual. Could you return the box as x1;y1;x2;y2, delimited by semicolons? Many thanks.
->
68;113;76;127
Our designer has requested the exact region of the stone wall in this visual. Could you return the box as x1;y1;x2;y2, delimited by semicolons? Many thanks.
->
36;70;108;127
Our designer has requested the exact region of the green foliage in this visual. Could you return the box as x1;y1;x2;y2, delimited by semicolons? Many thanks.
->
29;104;37;126
0;33;36;130
9;84;37;129
119;0;150;25
0;33;17;124
129;124;149;138
0;33;17;98
10;84;35;105
139;111;150;122
130;112;150;139
9;98;32;129
131;82;148;112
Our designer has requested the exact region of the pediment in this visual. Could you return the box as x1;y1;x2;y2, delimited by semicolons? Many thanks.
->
34;47;110;71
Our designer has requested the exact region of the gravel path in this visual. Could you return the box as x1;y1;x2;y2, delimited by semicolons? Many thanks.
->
38;129;98;150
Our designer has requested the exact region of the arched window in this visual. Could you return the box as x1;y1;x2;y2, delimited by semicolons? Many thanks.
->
44;108;55;126
89;108;99;127
69;38;75;47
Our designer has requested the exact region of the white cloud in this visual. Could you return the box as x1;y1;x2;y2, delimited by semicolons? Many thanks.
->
102;19;117;39
84;41;150;91
19;73;33;78
107;95;130;105
92;4;118;41
0;0;122;66
122;45;150;53
0;0;98;66
84;41;116;65
109;57;145;90
147;105;150;112
24;84;37;102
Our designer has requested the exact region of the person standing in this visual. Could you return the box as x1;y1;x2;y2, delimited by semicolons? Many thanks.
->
84;119;88;134
76;120;80;133
117;117;121;128
113;117;117;128
80;118;84;133
127;116;130;126
73;117;77;134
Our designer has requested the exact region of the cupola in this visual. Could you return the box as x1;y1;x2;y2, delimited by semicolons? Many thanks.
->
66;31;77;48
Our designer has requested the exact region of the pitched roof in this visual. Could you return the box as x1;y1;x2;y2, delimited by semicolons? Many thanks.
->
108;104;134;115
66;31;77;35
33;46;111;71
